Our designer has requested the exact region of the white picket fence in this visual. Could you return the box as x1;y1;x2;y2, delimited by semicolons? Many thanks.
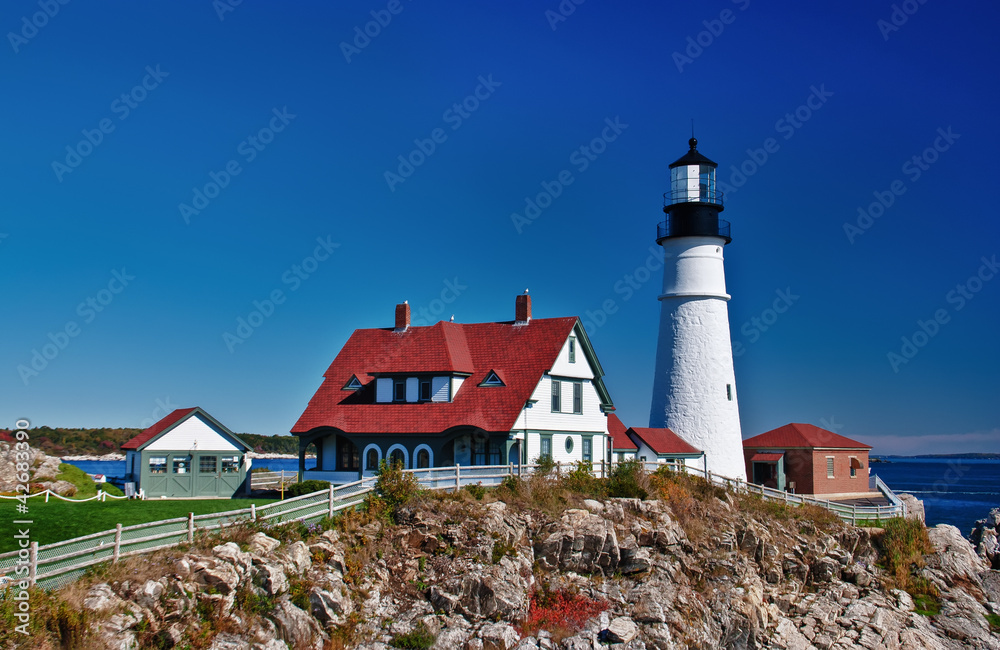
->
0;460;903;591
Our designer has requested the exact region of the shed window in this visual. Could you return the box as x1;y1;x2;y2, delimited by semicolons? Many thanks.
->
149;457;167;474
173;456;191;474
826;456;835;478
221;456;240;473
199;456;218;473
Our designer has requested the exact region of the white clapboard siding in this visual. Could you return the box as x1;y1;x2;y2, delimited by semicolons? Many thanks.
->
145;414;242;452
510;375;606;433
548;332;596;380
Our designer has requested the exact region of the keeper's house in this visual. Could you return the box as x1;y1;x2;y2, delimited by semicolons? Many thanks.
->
291;292;615;483
742;423;872;496
122;407;252;498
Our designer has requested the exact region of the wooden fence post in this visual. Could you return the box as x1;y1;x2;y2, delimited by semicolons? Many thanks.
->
455;465;461;492
328;484;336;519
45;490;49;503
187;512;195;543
600;459;605;479
113;523;122;563
250;503;256;522
29;541;37;587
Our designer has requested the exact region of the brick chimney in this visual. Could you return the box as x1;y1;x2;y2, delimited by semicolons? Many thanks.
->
515;290;531;325
395;301;410;331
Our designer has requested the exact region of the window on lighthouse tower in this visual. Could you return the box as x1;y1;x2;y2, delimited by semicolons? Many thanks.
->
699;165;716;203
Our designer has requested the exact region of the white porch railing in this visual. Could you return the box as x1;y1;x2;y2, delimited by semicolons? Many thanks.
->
0;460;903;591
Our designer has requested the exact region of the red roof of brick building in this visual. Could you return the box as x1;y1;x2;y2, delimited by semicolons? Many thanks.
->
607;413;637;451
742;423;872;450
627;426;701;455
293;317;607;435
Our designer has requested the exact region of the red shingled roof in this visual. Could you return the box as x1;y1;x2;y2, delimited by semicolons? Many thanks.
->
743;423;872;450
293;318;580;435
627;427;701;455
607;414;637;450
121;408;198;450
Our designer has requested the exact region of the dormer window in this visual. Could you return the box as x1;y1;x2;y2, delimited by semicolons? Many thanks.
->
343;375;363;390
393;378;406;402
419;378;431;401
480;370;505;387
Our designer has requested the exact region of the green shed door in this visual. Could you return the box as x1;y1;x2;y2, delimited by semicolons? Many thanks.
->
168;454;194;497
218;454;244;497
197;454;220;496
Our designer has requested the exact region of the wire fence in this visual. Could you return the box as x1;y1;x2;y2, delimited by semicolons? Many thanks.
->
0;460;904;590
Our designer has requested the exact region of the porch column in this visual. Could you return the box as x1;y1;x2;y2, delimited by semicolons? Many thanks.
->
298;439;306;482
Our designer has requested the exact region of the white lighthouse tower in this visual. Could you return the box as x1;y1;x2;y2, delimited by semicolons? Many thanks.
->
649;138;746;480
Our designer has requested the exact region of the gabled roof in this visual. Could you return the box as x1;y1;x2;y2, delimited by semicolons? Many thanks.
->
293;317;614;436
607;414;637;451
743;423;872;450
121;407;252;452
627;426;701;456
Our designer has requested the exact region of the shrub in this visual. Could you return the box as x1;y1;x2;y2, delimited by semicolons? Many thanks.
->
376;459;420;516
607;459;648;499
462;482;487;500
287;480;330;498
560;461;604;498
878;517;932;585
534;454;556;475
390;621;436;649
986;613;1000;633
518;585;608;641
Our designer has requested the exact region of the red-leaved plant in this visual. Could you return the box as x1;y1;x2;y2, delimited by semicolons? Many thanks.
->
518;585;608;640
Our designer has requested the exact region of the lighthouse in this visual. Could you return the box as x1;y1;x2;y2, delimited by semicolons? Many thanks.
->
649;138;746;480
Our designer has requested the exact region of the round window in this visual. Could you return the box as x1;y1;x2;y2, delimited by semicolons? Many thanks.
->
565;437;574;453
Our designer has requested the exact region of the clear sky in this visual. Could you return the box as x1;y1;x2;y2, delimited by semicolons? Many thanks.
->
2;0;998;455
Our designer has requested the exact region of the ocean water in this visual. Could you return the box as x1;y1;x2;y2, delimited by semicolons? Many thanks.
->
869;457;1000;534
65;457;1000;535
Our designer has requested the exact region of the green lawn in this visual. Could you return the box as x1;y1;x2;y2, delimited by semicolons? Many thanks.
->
0;497;277;553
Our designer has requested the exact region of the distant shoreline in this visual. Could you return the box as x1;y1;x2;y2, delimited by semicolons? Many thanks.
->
871;453;1000;460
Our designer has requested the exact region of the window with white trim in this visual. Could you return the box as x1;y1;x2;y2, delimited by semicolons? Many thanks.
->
572;381;583;414
826;456;835;478
551;379;561;412
568;337;576;363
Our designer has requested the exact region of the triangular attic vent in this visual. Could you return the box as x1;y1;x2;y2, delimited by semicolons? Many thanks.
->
343;375;363;390
480;370;505;387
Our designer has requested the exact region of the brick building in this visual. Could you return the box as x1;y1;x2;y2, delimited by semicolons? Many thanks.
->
742;423;872;496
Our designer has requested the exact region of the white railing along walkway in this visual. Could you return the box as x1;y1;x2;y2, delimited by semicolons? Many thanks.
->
0;461;903;591
0;489;127;502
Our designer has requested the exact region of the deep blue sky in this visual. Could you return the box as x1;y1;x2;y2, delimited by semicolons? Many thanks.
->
3;0;998;455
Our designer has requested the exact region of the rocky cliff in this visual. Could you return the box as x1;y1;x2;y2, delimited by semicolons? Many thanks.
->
5;471;999;649
0;441;77;496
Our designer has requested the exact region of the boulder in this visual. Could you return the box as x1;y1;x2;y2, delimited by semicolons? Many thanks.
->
603;617;638;644
282;540;312;575
535;509;620;574
255;561;289;596
309;585;352;625
479;622;520;650
248;532;281;555
271;598;324;649
897;494;925;524
83;583;122;611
